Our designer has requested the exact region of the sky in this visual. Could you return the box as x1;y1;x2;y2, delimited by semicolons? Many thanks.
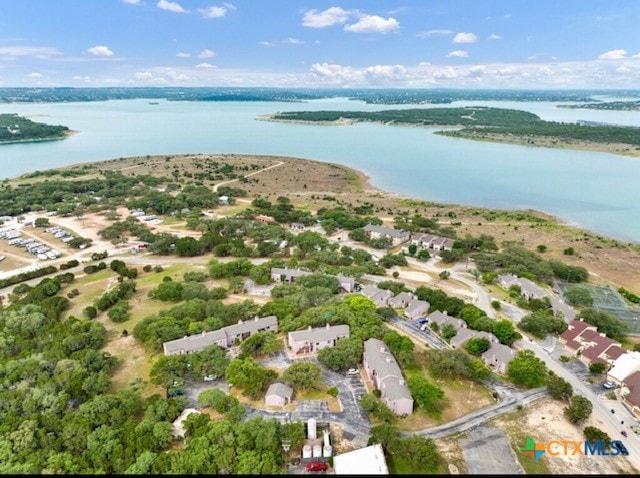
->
1;0;639;89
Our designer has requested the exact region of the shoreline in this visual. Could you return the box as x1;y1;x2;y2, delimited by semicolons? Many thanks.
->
260;114;640;159
0;129;78;145
45;152;634;246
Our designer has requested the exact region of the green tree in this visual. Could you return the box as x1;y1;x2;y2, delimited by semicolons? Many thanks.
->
407;376;444;413
281;362;324;390
317;337;363;371
546;372;573;402
441;323;457;340
518;311;568;339
239;331;280;358
564;287;594;307
589;362;607;375
583;426;611;447
225;357;276;399
564;395;593;424
507;350;547;389
578;308;628;342
464;337;491;356
492;320;520;346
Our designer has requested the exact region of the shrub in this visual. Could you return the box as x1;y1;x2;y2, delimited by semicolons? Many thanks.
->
326;386;339;397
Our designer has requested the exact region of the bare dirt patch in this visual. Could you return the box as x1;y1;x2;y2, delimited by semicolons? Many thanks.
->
491;396;638;475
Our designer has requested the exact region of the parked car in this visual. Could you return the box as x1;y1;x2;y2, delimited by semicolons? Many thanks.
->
306;462;328;472
417;318;428;325
347;368;359;376
603;381;616;389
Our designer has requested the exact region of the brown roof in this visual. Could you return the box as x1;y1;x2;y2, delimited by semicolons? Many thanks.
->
559;320;595;344
565;339;583;352
604;345;626;361
624;371;640;408
580;331;620;363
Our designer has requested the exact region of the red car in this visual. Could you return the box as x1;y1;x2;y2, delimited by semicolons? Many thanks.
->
306;462;328;472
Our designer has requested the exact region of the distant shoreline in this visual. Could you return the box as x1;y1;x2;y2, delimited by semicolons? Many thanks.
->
0;129;78;145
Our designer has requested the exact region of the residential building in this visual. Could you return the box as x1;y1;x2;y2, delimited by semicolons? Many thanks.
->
482;343;515;375
621;371;640;416
361;285;393;308
497;273;519;289
518;278;548;300
404;299;430;320
363;224;410;246
254;214;275;223
288;324;350;355
427;310;466;331
265;382;294;407
609;352;640;384
162;316;278;355
270;267;312;283
559;320;597;352
336;274;355;293
549;296;578;321
559;320;621;365
363;338;413;416
389;292;415;309
450;329;498;350
290;222;305;231
333;444;389;475
218;195;229;205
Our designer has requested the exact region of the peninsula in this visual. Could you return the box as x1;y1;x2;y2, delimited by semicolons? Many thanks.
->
264;107;640;157
0;113;71;144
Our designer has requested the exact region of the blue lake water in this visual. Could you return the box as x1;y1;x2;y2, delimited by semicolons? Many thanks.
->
1;98;639;242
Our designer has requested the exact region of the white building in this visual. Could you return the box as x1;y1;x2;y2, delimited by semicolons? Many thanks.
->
333;444;389;475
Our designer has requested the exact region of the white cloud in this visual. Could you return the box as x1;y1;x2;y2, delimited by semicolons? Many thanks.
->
72;75;91;82
0;46;61;57
27;72;42;78
122;0;142;4
176;52;191;58
284;38;303;45
261;38;304;47
633;53;640;59
135;71;153;79
157;0;187;13
196;62;216;69
344;15;399;34
447;50;468;58
87;45;114;56
260;41;276;47
417;29;452;38
453;32;477;44
302;7;351;28
504;13;512;18
489;33;502;40
198;3;236;19
598;49;626;60
198;49;215;58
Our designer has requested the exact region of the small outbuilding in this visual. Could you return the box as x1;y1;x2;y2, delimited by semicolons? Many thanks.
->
265;382;294;407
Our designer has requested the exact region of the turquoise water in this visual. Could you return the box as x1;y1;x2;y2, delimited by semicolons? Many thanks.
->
1;98;639;242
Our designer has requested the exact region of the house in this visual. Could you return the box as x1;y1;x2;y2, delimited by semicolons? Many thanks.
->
608;352;640;384
450;329;497;349
336;274;355;293
559;320;597;353
363;224;410;246
427;310;466;331
162;316;278;355
389;292;415;309
497;273;520;289
172;408;201;439
254;214;275;223
482;343;515;375
270;267;312;283
558;320;622;366
265;382;294;407
333;444;389;475
549;296;578;322
622;371;640;416
218;195;229;205
410;233;437;249
290;222;305;231
361;285;393;308
363;338;413;416
288;324;350;355
431;236;455;251
518;278;548;300
404;299;430;320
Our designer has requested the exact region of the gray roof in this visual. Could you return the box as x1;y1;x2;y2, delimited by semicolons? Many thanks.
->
336;274;355;286
390;292;415;307
450;329;496;348
162;315;277;355
498;274;519;287
405;299;429;317
517;278;548;298
549;296;577;321
411;232;437;245
271;267;312;279
364;338;412;402
289;324;350;343
482;343;515;365
362;285;393;300
266;382;294;399
363;224;409;239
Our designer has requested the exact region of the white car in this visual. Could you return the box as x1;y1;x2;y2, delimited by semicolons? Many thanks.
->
347;368;359;375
